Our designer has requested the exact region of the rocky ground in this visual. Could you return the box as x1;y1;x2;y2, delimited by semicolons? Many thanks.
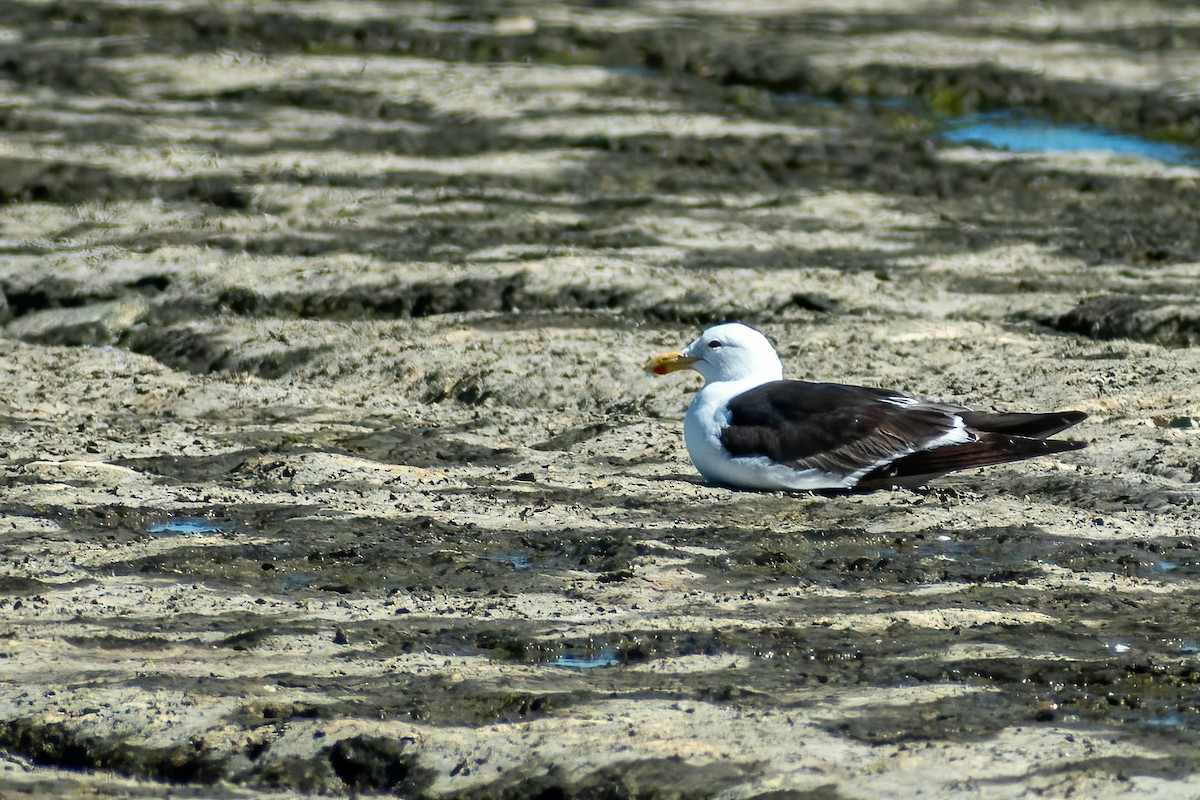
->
1;0;1200;797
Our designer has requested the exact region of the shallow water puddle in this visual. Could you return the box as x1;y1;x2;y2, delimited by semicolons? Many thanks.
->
1143;712;1187;729
943;111;1197;164
1171;639;1200;655
147;518;223;535
487;552;534;571
552;648;621;670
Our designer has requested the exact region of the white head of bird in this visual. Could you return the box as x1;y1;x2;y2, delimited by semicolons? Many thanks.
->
647;322;784;385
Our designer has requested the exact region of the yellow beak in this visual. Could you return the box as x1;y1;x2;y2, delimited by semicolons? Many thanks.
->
646;350;699;376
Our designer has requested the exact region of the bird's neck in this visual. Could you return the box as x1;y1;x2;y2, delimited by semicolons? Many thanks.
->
702;367;782;388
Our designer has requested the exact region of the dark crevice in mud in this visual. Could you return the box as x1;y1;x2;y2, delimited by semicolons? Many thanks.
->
118;423;524;476
123;325;329;378
0;105;145;149
195;212;661;259
0;157;250;208
445;757;759;800
240;673;587;727
243;755;342;795
980;752;1200;789
64;633;191;651
114;450;259;482
0;275;169;319
0;42;130;95
236;732;434;795
0;718;225;784
10;1;614;67
215;275;526;319
681;245;904;276
111;279;761;378
213;119;533;160
0;279;111;318
463;310;634;332
1073;24;1200;56
202;87;442;124
226;422;518;469
1041;295;1200;348
0;575;49;595
325;735;434;797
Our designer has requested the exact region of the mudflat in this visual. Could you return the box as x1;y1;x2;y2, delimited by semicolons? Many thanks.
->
1;1;1199;797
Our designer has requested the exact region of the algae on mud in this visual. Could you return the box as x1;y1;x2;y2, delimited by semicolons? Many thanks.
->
2;0;1200;798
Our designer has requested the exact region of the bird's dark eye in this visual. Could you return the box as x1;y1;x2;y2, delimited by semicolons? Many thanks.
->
707;340;722;349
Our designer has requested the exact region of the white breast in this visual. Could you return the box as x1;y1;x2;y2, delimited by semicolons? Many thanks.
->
682;382;860;491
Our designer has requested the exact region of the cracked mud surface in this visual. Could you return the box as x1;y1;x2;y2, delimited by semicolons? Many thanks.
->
2;1;1200;797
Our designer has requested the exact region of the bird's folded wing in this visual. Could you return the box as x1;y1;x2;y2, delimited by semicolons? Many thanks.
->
719;380;966;477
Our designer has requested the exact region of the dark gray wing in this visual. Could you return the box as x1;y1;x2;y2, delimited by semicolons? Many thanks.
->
719;381;966;477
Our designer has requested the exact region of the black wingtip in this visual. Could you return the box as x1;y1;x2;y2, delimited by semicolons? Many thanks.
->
960;409;1089;439
857;432;1088;489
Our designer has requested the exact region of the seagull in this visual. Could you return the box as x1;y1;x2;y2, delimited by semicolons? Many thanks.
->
646;322;1087;491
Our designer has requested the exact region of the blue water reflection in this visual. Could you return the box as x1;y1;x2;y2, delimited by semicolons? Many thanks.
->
944;112;1196;165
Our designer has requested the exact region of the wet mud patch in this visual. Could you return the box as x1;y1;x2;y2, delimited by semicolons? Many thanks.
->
686;518;1200;590
825;690;1029;744
49;502;309;542
0;502;167;547
334;427;516;467
940;656;1200;735
688;524;1052;588
91;510;645;597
